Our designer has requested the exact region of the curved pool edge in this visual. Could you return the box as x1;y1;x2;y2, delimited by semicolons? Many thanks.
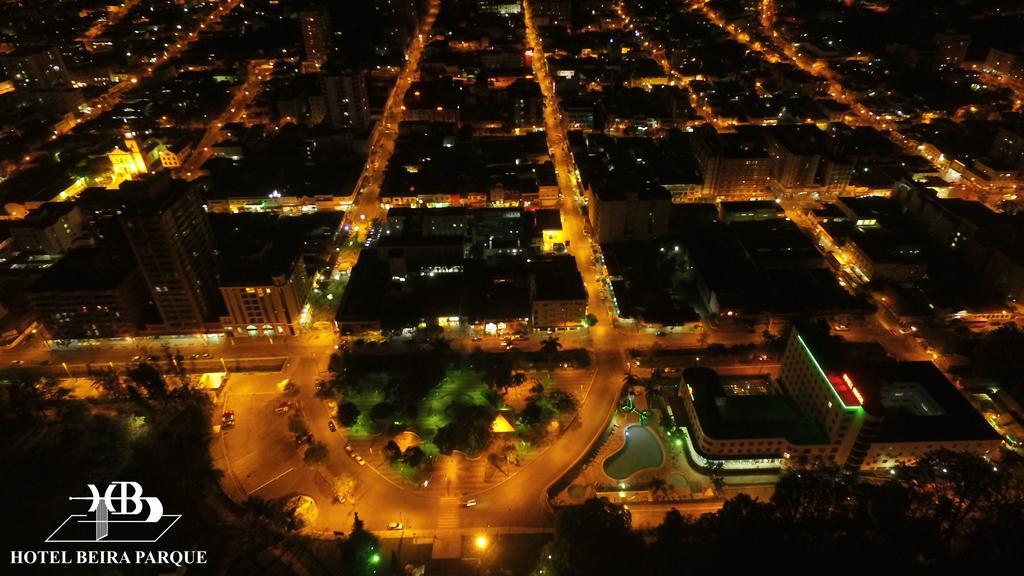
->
602;424;665;481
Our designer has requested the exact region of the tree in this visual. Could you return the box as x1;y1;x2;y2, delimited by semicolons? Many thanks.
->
509;371;528;391
288;413;309;437
544;498;642;576
540;336;563;360
315;380;335;400
383;440;402;462
303;441;329;465
92;369;127;399
126;363;167;400
547;389;577;413
337;402;361;427
433;402;493;455
240;495;290;528
707;461;726;494
582;313;598;327
426;336;451;353
649;509;688;573
649;476;669;499
339;513;383;576
369;401;397;429
481;355;513;392
402;445;426;468
622;372;642;389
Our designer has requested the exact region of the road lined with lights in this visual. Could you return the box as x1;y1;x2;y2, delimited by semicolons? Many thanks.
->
329;0;440;276
45;0;244;147
346;0;441;224
178;58;275;177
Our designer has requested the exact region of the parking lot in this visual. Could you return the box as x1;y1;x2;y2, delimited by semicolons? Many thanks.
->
214;372;306;499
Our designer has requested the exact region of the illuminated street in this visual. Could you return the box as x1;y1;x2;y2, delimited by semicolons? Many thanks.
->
2;1;1023;573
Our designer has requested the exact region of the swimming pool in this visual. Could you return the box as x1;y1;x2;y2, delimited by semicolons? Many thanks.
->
603;425;664;480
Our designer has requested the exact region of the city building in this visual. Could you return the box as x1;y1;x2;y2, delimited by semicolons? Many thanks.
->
321;60;370;132
765;125;853;198
585;183;672;243
530;256;587;330
892;180;1024;302
27;247;148;340
934;32;970;69
118;177;221;332
0;46;81;113
680;327;1001;471
0;46;72;90
338;208;586;334
212;214;313;338
692;125;773;199
108;132;154;180
8;203;85;255
300;3;333;71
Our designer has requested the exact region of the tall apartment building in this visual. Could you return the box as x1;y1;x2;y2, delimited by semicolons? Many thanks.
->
27;247;148;340
0;46;72;90
532;0;573;26
119;178;221;332
0;46;82;112
321;60;370;132
778;329;872;467
219;256;312;338
9;203;85;255
300;3;333;70
765;125;852;198
692;125;772;200
777;328;999;470
215;215;314;338
585;183;672;243
984;47;1023;81
934;32;970;69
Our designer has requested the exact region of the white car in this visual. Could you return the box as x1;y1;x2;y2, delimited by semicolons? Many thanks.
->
387;522;403;530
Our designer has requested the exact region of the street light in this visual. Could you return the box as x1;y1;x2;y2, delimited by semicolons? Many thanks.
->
474;535;489;550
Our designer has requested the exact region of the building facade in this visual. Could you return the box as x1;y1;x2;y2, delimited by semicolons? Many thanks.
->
219;255;312;337
300;4;332;70
27;248;147;340
322;63;370;132
120;180;221;332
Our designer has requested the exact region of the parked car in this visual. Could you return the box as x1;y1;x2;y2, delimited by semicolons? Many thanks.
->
387;522;403;530
328;419;337;432
463;499;477;507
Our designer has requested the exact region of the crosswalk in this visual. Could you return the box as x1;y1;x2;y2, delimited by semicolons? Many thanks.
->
436;497;460;530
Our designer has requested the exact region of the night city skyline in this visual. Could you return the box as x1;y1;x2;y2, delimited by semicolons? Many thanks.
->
1;1;1023;574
